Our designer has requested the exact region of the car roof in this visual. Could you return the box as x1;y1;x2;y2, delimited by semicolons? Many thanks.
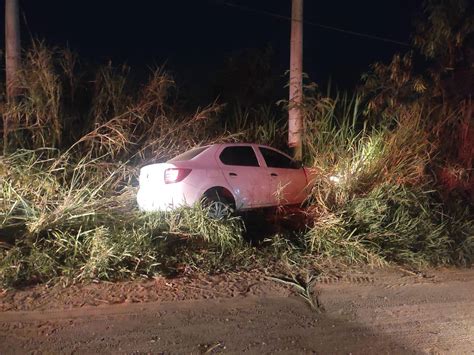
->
210;143;274;149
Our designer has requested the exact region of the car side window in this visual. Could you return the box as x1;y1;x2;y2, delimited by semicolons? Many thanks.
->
219;146;260;167
259;147;298;169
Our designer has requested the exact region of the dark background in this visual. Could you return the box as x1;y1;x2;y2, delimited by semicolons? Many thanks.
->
2;0;422;99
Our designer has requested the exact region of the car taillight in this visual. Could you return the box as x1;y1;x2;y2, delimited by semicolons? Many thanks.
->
164;168;192;184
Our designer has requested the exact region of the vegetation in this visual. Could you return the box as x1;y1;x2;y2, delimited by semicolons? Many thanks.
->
1;0;473;287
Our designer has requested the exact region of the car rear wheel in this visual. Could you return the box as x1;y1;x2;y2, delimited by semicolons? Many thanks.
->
203;192;234;220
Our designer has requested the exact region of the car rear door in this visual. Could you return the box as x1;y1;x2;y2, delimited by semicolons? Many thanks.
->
257;146;308;205
217;145;271;209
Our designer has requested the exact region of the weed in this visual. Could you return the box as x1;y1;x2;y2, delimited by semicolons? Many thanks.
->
269;270;323;312
1;39;472;289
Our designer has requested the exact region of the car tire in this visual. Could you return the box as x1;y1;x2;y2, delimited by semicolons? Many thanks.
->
203;192;234;220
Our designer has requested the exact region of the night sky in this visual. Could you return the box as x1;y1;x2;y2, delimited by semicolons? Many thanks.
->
5;0;421;95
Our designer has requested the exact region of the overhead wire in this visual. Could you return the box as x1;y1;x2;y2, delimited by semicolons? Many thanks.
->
214;0;411;47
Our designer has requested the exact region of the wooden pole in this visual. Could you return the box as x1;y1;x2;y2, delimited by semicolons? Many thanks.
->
4;0;21;153
288;0;303;161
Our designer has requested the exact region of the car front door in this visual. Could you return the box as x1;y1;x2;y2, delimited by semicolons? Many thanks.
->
217;145;271;209
258;146;308;206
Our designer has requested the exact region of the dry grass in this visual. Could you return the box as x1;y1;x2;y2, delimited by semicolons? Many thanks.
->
1;41;472;288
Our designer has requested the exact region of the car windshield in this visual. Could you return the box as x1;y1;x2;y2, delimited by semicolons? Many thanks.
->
168;146;209;162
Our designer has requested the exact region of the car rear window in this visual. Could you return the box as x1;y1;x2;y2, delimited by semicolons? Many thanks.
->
219;146;259;167
168;146;209;162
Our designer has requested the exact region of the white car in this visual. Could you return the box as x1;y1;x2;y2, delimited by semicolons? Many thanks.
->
137;143;314;218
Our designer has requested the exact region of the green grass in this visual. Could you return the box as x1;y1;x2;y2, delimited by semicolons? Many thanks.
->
0;148;246;287
306;184;473;266
1;41;472;289
0;206;246;287
301;90;472;267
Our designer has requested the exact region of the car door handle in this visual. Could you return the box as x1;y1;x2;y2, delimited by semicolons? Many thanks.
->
270;173;278;177
229;172;238;177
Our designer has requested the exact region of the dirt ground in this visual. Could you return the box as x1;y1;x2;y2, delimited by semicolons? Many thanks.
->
0;267;473;354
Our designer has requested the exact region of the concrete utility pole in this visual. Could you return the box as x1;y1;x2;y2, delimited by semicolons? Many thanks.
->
288;0;303;161
4;0;20;153
5;0;21;101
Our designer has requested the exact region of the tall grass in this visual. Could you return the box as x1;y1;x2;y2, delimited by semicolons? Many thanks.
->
1;41;472;288
0;209;244;286
2;41;63;150
306;184;473;266
223;104;286;147
0;148;244;286
302;88;473;266
0;149;133;237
